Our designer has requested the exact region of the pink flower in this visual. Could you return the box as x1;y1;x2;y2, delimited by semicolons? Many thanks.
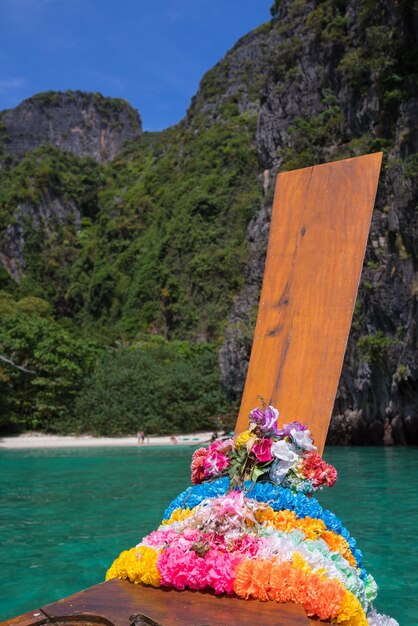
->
210;437;235;453
234;535;264;558
252;438;273;462
203;450;230;475
204;549;244;594
158;547;206;590
141;528;177;548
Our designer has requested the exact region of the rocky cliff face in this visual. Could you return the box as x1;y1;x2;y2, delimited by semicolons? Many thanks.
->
0;193;80;281
1;1;417;443
214;0;418;444
0;91;141;163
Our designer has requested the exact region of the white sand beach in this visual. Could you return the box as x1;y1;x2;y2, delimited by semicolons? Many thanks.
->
0;432;213;449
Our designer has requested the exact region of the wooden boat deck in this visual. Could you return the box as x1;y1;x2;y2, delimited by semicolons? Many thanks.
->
4;579;313;626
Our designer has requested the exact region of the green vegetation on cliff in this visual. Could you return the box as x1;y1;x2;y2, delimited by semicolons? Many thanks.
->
1;0;417;441
0;107;259;433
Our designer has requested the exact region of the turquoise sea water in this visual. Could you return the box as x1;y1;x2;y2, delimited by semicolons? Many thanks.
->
0;446;416;624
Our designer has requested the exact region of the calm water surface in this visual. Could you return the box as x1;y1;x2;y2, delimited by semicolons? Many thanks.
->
0;446;416;624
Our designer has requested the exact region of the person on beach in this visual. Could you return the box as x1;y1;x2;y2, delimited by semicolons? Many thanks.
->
137;431;145;445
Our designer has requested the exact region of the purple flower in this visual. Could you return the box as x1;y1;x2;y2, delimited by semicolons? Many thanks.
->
250;405;279;434
277;420;307;437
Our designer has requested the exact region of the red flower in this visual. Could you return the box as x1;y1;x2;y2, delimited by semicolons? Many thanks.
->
190;448;206;484
252;438;273;462
302;452;337;487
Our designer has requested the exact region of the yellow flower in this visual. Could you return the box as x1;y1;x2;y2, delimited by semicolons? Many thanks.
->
162;507;195;525
322;530;357;567
234;430;254;448
135;546;161;587
292;551;312;574
334;590;368;625
105;546;160;587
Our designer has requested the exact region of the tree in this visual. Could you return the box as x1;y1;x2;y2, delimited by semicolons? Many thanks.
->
75;337;230;435
0;294;98;432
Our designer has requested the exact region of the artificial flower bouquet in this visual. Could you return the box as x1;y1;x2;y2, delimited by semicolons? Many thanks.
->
107;404;398;626
191;404;337;493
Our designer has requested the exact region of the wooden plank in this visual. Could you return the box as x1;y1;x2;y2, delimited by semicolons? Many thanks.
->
0;579;311;626
235;153;382;453
0;610;48;626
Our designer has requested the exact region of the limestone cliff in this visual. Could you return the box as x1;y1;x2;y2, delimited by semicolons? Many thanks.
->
0;91;141;163
1;1;417;442
211;0;418;445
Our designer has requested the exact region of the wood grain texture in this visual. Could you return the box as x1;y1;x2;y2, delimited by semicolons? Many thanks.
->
0;579;312;626
235;153;382;453
0;610;49;626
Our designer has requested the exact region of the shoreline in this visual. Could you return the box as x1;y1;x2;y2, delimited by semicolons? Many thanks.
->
0;431;213;449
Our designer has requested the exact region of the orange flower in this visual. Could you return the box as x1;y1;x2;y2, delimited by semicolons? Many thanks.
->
302;574;345;619
234;554;351;623
295;516;326;540
234;560;253;599
234;559;273;600
256;507;297;532
321;530;357;567
284;564;306;604
268;561;294;603
255;505;276;524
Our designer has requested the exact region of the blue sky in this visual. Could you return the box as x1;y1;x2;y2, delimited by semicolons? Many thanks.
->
0;0;271;130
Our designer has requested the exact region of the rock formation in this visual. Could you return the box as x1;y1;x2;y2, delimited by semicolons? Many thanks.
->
1;1;417;442
214;0;418;445
0;91;141;163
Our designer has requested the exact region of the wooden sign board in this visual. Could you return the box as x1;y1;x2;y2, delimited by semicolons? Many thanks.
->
235;153;382;453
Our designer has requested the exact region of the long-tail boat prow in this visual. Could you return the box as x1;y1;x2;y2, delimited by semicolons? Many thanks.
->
2;153;387;626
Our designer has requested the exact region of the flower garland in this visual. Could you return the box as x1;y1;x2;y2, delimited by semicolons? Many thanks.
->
106;403;398;626
162;477;366;574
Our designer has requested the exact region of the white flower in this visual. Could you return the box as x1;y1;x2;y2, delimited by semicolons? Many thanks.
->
271;439;300;462
290;428;316;450
269;459;293;484
258;530;303;560
269;441;300;484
